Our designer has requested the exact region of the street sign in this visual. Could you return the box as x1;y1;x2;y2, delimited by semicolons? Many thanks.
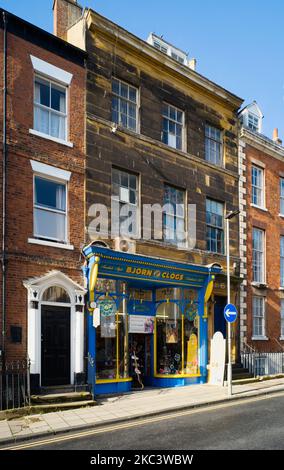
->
224;303;237;323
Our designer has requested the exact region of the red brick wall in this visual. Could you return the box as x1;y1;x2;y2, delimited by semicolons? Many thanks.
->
246;143;284;351
0;29;86;360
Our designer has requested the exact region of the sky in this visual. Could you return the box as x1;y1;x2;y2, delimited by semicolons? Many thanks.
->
1;0;284;139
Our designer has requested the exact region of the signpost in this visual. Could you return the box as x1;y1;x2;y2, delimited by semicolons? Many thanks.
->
224;303;237;397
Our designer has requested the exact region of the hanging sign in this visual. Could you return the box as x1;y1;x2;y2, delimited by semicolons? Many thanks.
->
93;307;100;328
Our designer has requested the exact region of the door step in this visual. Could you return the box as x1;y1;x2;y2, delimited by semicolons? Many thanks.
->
40;384;89;395
31;391;93;405
28;400;97;414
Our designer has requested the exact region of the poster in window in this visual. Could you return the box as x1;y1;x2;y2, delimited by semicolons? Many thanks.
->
99;298;116;338
166;320;178;344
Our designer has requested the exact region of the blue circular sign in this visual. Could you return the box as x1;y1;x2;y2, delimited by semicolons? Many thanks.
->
224;303;237;323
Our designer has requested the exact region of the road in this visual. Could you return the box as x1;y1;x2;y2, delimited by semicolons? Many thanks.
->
3;392;284;450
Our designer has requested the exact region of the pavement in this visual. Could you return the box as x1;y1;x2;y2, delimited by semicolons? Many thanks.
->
1;377;284;446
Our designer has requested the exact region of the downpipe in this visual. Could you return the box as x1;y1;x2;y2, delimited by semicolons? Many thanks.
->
1;11;8;359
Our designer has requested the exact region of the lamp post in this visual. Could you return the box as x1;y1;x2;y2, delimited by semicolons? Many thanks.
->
225;209;240;397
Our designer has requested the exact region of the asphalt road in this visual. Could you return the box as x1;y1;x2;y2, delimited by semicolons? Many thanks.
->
4;392;284;450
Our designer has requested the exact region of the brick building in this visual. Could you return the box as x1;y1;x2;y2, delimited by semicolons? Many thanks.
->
55;1;243;394
0;8;86;392
239;102;284;369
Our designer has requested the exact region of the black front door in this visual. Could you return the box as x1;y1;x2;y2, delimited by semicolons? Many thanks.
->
41;305;70;386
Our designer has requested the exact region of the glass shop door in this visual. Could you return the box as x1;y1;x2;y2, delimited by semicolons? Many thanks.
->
129;333;151;389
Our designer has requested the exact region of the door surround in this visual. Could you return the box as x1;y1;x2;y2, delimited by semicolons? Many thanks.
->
24;270;86;386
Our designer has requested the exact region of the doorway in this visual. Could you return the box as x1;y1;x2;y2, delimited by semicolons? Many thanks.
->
41;305;71;386
214;296;227;339
129;334;151;388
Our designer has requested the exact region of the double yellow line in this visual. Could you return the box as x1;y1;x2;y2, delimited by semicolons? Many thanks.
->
2;391;284;450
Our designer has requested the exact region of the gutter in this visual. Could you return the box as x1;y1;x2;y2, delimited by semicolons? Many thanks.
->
1;11;7;357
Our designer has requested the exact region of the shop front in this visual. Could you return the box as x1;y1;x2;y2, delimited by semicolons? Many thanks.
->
82;245;221;396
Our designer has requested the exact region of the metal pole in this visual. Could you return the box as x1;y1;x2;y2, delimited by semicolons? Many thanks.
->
226;218;232;397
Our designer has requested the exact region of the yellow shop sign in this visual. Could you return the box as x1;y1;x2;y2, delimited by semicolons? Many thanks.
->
126;266;184;281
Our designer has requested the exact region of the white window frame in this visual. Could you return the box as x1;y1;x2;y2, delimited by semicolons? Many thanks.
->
111;167;140;238
248;113;259;132
281;237;284;288
163;184;186;246
280;178;284;216
252;227;265;284
162;103;185;151
280;299;284;339
29;55;73;147
29;160;72;248
206;198;224;254
111;77;139;133
251;165;264;208
205;124;223;166
252;296;266;339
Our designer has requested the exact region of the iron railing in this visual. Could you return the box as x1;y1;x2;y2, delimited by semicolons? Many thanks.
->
0;358;31;410
241;347;284;377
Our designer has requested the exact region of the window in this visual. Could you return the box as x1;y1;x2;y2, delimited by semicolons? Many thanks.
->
281;237;284;287
162;103;184;150
153;40;168;54
206;199;224;254
163;185;185;245
42;286;70;303
171;52;185;64
34;176;67;243
205;125;223;166
251;165;264;207
252;296;265;337
248;113;259;132
280;178;284;214
252;228;265;283
112;168;139;237
281;300;284;338
111;78;138;132
34;76;67;141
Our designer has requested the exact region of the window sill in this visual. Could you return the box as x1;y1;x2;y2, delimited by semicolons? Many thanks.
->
29;129;73;148
28;238;74;250
251;336;269;341
250;203;268;212
279;214;284;219
279;337;284;341
251;282;267;289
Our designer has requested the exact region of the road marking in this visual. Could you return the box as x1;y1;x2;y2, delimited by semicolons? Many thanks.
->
2;390;284;450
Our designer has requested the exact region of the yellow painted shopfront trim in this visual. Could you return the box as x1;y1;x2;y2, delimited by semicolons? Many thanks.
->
93;271;203;287
154;316;201;379
96;378;133;384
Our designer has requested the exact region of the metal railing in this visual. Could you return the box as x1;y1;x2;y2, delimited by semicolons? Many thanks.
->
241;344;284;377
0;358;31;410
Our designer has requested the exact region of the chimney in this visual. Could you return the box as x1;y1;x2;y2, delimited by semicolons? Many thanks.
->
273;128;282;145
53;0;83;40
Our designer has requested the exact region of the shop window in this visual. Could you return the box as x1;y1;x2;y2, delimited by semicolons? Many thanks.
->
156;302;182;375
96;295;129;380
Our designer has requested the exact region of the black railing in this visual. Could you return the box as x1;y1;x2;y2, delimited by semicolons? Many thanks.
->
0;358;31;410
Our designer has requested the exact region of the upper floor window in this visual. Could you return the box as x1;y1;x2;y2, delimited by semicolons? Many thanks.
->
153;39;168;54
252;228;265;283
111;78;138;132
34;76;67;141
251;165;264;207
280;178;284;215
281;300;284;338
162;104;184;151
111;168;139;237
248;113;259;132
206;199;224;254
163;185;185;245
281;236;284;287
205;125;222;166
252;296;265;338
34;176;67;243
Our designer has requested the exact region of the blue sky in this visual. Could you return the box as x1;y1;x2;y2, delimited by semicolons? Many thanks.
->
1;0;284;139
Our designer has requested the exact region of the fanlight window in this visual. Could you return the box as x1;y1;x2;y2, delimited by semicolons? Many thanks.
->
42;286;70;303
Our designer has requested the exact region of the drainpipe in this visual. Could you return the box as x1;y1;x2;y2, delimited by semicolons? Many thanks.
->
1;11;8;358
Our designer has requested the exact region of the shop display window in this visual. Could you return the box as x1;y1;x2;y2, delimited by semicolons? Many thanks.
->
156;301;182;375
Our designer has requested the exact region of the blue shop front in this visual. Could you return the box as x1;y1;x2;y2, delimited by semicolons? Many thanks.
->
82;245;221;396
